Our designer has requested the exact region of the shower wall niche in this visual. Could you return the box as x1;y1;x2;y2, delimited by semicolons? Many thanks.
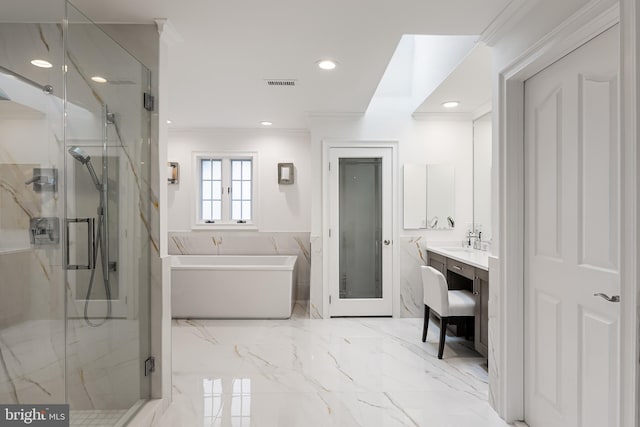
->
0;1;152;423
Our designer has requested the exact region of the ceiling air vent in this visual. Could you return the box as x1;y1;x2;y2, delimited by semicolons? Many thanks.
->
265;79;297;87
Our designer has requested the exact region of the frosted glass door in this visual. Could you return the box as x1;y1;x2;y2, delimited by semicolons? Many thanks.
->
329;147;393;317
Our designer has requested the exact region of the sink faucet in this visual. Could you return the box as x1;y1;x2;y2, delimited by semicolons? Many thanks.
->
474;231;482;250
466;229;483;250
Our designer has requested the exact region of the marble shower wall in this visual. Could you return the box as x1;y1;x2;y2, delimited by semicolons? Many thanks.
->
168;231;311;302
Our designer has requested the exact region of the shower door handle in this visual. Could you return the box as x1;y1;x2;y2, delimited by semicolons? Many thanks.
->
65;218;95;270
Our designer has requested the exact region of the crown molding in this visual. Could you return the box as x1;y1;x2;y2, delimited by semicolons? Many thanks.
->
168;127;310;136
307;112;365;120
155;18;183;46
411;112;473;121
480;0;538;46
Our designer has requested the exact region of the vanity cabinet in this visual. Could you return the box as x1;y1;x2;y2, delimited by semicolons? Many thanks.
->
474;268;489;357
426;250;489;358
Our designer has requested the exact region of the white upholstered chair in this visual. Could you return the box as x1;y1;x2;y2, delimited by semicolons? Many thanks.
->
420;265;476;359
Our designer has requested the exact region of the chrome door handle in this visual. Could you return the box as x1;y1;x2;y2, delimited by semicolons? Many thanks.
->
383;240;391;245
65;218;95;270
593;293;620;303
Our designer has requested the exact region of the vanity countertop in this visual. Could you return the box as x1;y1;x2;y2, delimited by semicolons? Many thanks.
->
426;246;489;271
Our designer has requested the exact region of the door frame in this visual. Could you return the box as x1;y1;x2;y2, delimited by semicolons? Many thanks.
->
498;1;637;425
321;140;400;319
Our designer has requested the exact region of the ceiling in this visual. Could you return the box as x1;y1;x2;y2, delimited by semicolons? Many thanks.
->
59;0;510;129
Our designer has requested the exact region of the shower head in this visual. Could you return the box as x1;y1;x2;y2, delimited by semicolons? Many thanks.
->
68;146;91;164
0;87;10;101
68;146;101;190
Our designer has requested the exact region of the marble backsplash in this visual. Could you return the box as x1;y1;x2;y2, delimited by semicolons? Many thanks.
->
399;235;428;318
168;231;311;301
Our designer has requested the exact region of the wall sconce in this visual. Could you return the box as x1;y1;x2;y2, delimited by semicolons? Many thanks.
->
168;162;179;184
278;163;294;185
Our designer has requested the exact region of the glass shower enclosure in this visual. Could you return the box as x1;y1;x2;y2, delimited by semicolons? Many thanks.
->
0;2;151;425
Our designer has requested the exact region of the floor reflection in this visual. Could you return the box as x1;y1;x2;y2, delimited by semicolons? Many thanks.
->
203;378;251;427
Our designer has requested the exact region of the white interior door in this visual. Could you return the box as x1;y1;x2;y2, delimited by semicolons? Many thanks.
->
328;147;393;316
524;25;620;427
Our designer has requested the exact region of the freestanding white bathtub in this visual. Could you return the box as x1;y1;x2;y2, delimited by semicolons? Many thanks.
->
171;255;298;319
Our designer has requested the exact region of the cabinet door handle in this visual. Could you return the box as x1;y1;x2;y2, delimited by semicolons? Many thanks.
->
451;265;463;271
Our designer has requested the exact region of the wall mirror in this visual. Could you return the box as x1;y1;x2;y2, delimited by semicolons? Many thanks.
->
403;164;427;229
426;164;455;229
403;163;455;230
473;112;492;241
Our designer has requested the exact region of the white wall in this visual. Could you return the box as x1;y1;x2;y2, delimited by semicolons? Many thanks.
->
168;129;311;232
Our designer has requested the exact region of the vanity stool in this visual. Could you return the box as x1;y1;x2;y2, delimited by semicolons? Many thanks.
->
420;265;476;359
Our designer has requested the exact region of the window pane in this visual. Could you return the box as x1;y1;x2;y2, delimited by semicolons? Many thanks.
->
212;182;222;200
232;201;241;220
202;181;212;199
231;160;242;179
202;159;212;180
212;201;222;220
231;180;241;200
242;182;251;200
212;160;222;180
202;201;212;220
242;201;251;220
242;160;251;179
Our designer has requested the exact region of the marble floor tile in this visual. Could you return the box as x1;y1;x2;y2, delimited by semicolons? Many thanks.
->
158;304;512;427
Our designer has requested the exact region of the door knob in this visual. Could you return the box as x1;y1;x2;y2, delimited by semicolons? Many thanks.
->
383;240;391;245
593;293;620;303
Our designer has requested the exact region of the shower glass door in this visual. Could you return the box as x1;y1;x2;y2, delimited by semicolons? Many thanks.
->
65;2;151;416
329;147;393;316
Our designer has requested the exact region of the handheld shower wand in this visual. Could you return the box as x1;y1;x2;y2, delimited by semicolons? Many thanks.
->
68;146;102;190
68;146;111;326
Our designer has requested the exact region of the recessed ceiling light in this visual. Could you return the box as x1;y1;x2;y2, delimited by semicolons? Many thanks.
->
91;76;107;83
317;60;337;70
166;120;172;124
260;121;273;126
31;59;52;68
442;101;460;108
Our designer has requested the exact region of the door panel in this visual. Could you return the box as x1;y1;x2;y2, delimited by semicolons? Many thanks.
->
578;74;618;270
578;306;618;427
524;25;620;427
328;147;393;316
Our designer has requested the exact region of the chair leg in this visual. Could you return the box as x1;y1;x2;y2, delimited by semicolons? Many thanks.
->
422;305;430;342
438;317;448;359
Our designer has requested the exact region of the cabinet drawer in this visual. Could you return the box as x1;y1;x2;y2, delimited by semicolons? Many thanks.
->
446;259;474;280
426;251;446;277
